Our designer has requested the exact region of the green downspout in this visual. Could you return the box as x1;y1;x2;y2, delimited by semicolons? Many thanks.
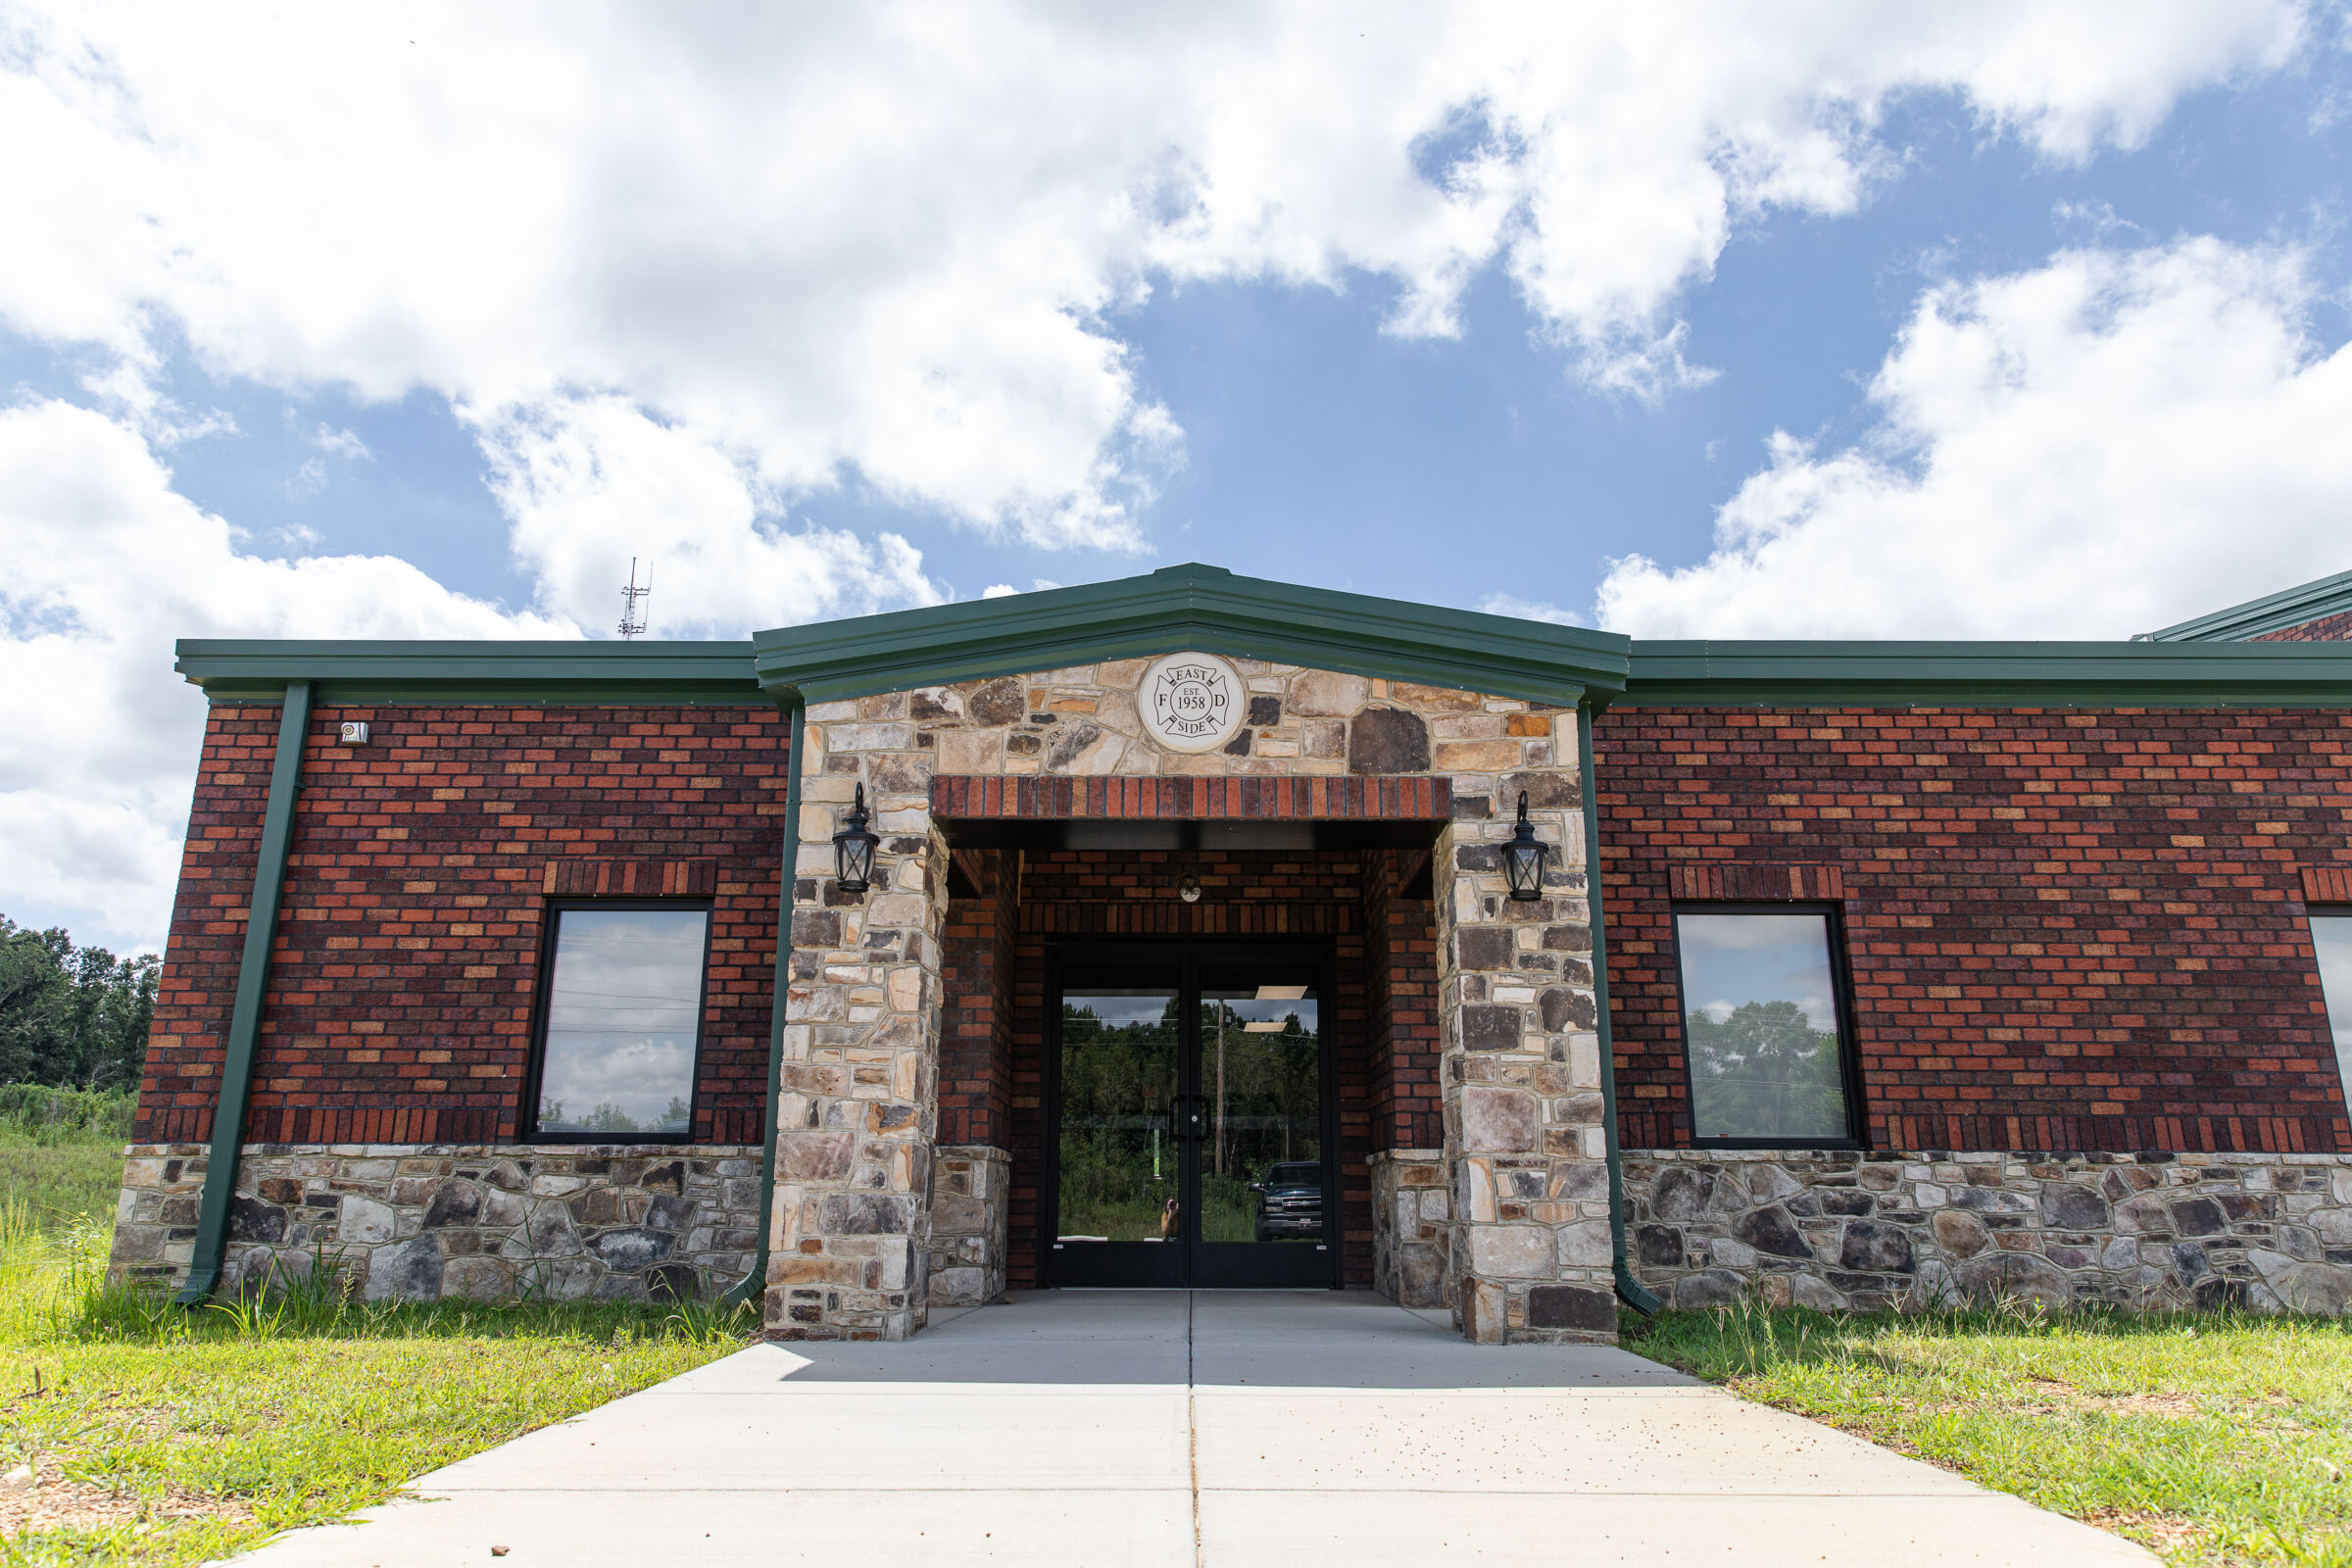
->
1580;696;1660;1317
726;698;806;1312
176;680;312;1304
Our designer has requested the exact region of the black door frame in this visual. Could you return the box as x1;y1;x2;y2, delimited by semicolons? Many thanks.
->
1040;937;1342;1290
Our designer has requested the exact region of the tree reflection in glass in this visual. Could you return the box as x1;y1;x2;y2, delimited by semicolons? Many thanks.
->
1675;911;1851;1140
1200;986;1320;1244
1056;990;1180;1242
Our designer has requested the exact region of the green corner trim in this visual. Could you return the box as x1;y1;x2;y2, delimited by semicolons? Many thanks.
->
177;680;313;1304
2137;566;2352;643
751;563;1633;707
1617;639;2352;708
176;640;764;706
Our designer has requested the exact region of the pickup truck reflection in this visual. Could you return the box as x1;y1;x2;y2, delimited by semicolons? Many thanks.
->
1250;1161;1323;1242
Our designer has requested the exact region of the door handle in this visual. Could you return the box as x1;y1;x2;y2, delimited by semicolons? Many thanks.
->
1175;1096;1208;1143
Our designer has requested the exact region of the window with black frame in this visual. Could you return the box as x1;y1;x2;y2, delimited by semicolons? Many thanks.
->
1672;906;1859;1145
2308;909;2352;1106
530;904;710;1140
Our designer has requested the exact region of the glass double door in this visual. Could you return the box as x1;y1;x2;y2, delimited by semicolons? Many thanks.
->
1048;944;1337;1289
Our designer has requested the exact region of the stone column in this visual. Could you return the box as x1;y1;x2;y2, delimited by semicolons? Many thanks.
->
766;696;946;1340
1435;733;1617;1344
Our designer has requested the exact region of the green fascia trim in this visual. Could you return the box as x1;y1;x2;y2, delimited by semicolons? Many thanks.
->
1618;639;2352;708
177;680;313;1305
2136;566;2352;643
176;640;764;706
750;563;1634;707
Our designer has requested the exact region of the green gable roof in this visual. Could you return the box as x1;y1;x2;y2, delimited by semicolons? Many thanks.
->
751;562;1634;706
2137;567;2352;643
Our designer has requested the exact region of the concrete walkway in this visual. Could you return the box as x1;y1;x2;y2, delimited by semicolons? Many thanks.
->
232;1291;2151;1567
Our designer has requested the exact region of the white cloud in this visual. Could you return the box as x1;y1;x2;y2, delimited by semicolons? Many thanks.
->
476;395;942;637
1595;238;2352;637
0;2;2307;542
0;400;567;951
311;424;370;462
1480;594;1585;627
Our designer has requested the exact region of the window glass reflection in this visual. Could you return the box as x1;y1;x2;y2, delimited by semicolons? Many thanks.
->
1201;985;1321;1244
1675;911;1853;1141
2309;913;2352;1106
1057;989;1180;1243
535;907;709;1137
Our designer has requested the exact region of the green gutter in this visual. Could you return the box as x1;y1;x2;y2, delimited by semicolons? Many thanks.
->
1579;697;1659;1319
725;699;806;1313
176;680;312;1304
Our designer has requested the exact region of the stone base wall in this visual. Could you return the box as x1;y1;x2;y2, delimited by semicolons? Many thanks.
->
1624;1150;2352;1315
928;1146;1010;1306
109;1144;761;1303
1370;1150;1448;1308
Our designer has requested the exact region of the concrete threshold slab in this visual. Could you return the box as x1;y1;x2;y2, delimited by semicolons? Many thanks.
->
226;1291;2155;1568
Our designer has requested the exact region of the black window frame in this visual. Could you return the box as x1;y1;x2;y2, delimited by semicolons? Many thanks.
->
522;897;716;1145
1667;899;1867;1151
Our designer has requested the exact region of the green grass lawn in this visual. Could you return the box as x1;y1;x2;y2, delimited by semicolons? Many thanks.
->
0;1141;130;1235
0;1143;757;1566
1627;1300;2352;1567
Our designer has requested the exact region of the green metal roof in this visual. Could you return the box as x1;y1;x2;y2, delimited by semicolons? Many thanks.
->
172;564;2352;710
751;563;1634;706
1617;639;2352;708
175;639;766;705
2136;567;2352;643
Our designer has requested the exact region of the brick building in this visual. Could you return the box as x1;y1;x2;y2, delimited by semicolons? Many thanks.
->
109;564;2352;1340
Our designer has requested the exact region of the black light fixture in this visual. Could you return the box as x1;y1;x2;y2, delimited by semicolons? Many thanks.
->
832;783;879;895
1502;790;1548;902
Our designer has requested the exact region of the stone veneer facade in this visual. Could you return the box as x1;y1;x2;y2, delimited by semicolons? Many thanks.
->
781;656;1613;1342
110;1143;762;1301
926;1145;1010;1307
1623;1150;2352;1315
1369;1149;1448;1308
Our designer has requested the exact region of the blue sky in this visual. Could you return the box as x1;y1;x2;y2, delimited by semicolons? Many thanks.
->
9;71;2341;624
3;5;2349;950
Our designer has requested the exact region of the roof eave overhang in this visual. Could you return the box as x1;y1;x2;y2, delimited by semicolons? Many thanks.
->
1620;639;2352;708
174;640;767;706
752;564;1633;708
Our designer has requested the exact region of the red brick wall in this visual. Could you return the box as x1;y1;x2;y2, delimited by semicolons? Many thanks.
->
1363;851;1442;1151
939;851;1017;1149
1597;705;2352;1154
138;702;790;1146
2255;610;2352;642
142;708;280;1142
998;849;1387;1289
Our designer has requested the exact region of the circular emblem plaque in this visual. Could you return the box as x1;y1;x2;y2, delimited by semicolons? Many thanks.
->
1140;652;1244;753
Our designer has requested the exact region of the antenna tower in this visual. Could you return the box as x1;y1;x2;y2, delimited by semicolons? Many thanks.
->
618;557;651;640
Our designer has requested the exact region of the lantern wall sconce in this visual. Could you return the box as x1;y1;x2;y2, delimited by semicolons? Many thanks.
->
832;783;880;896
1502;790;1549;902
